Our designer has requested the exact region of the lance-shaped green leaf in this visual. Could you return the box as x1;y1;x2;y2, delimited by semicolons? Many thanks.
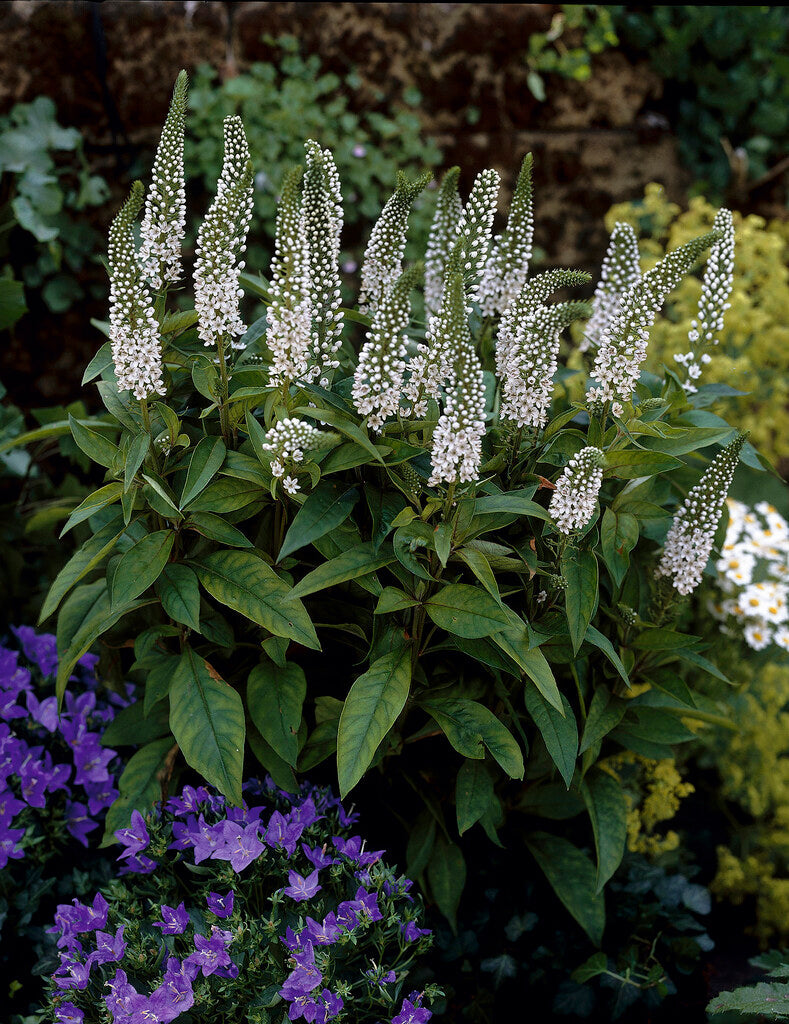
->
421;697;524;779
337;646;411;797
247;660;307;768
580;769;628;893
124;431;150;492
180;435;226;508
526;832;605;946
524;688;578;788
55;581;149;701
424;584;510;639
600;507;639;588
185;512;253;549
155;563;201;633
579;686;627;754
562;547;598;655
101;737;173;846
39;513;127;623
289;543;395;600
278;482;359;561
169;647;245;805
82;342;113;385
584;625;630;687
111;530;175;608
68;413;120;469
248;723;297;794
427;834;466;932
60;482;123;537
191;550;320;650
456;759;494;835
493;614;563;712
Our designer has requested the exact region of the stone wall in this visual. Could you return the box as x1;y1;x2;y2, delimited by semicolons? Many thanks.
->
0;1;687;404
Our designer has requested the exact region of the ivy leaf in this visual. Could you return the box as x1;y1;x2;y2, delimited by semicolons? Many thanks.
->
169;647;245;805
337;646;412;797
247;660;307;768
278;482;359;561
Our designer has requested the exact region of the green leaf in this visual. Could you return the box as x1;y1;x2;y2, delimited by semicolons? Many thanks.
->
337;646;412;797
191;550;319;650
526;832;605;945
0;276;27;330
524;688;578;788
100;737;173;846
55;582;148;702
68;413;120;469
192;358;220;401
562;547;598;655
248;723;298;793
124;431;150;492
293;404;383;465
572;952;608;985
474;488;550;520
600;508;638;588
422;697;524;779
180;435;227;509
182;477;261;514
604;449;683;479
169;647;245;804
393;521;434;581
579;686;626;754
101;700;171;747
585;625;630;687
185;512;252;548
247;660;307;768
631;628;700;651
456;546;500;599
142;474;183;520
580;770;628;893
493;617;563;712
60;482;123;536
456;759;494;835
278;482;359;561
366;486;407;552
39;514;126;622
110;530;175;608
427;834;466;932
289;543;394;600
375;587;419;614
155;563;201;632
425;584;510;638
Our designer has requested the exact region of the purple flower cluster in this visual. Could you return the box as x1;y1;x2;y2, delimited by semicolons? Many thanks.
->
0;626;132;868
43;778;437;1024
